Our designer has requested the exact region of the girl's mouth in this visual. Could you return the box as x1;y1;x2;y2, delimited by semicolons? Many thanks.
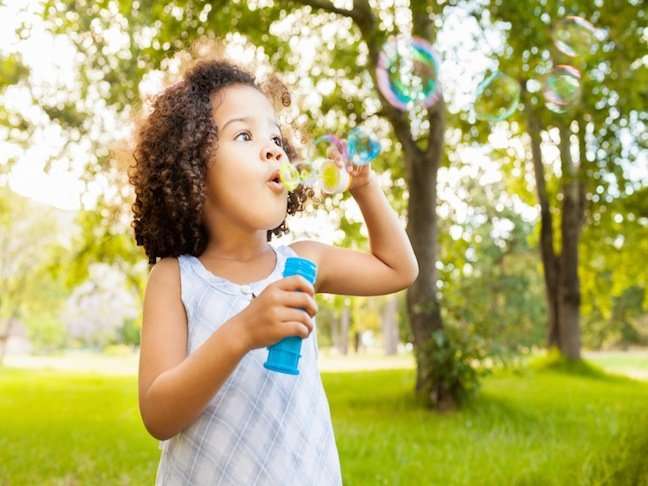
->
266;181;285;194
266;170;285;193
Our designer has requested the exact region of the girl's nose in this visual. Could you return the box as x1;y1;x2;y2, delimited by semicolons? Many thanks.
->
263;143;284;162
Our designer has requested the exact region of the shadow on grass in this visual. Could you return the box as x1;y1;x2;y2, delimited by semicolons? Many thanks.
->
528;349;636;383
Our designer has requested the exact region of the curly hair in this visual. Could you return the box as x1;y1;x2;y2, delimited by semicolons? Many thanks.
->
129;59;310;265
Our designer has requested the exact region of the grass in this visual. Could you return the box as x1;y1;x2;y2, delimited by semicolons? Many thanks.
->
1;355;647;485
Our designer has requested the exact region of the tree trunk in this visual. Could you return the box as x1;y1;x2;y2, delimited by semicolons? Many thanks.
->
382;294;398;355
313;0;447;408
526;100;583;360
557;122;582;360
405;101;446;406
526;103;561;349
353;331;361;354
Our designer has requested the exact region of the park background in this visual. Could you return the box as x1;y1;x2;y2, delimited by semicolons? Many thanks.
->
0;0;646;484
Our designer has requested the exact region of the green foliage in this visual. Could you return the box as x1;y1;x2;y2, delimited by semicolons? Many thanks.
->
580;186;648;345
0;188;66;336
117;317;141;347
417;327;490;408
0;53;29;91
437;163;547;358
582;286;647;350
23;314;68;353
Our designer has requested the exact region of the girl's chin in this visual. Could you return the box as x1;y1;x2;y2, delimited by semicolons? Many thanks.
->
258;208;288;231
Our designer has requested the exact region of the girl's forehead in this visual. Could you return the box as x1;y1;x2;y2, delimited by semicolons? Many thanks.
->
212;85;276;123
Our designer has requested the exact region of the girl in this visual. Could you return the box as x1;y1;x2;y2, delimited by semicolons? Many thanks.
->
131;59;419;485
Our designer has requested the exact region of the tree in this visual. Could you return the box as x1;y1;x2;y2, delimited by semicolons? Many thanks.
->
0;188;65;364
37;0;453;408
464;0;646;359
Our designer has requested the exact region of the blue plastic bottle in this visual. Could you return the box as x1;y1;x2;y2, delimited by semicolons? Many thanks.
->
263;257;317;375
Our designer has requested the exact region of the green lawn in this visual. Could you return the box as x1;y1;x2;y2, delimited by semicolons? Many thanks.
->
1;358;647;485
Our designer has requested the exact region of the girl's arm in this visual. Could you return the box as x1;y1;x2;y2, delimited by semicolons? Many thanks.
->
138;258;248;440
291;174;419;296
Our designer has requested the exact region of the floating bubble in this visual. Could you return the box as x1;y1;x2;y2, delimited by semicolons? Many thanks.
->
319;159;350;195
553;16;597;58
376;36;441;111
278;160;300;191
474;71;521;122
278;159;320;192
294;160;319;188
543;65;581;114
346;127;381;166
309;134;347;163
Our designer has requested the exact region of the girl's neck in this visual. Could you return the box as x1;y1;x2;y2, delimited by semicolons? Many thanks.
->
202;239;273;263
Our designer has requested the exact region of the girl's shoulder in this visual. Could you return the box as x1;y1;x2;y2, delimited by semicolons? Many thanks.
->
286;240;322;265
148;257;181;287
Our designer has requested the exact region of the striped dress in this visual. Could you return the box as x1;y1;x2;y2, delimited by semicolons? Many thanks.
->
155;243;342;485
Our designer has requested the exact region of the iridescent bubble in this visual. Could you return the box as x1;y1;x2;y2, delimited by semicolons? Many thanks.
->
294;160;318;188
310;134;347;163
346;127;381;166
553;16;597;58
376;36;441;111
302;134;349;195
278;159;320;192
278;160;301;192
543;65;581;114
474;71;521;122
319;159;350;195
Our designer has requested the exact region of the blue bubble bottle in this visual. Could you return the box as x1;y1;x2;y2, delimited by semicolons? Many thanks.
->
263;257;317;375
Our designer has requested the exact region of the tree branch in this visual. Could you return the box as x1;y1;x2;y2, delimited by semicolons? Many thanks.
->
411;0;433;40
294;0;359;21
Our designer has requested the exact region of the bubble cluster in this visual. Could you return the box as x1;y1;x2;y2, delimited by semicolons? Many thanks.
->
376;36;442;111
474;71;521;122
543;65;582;114
471;16;596;119
278;134;349;194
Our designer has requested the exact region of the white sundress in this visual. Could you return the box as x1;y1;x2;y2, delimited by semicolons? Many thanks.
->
154;243;342;486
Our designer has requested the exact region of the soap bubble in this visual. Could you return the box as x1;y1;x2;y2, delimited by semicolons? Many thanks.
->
310;134;347;163
553;16;597;58
301;134;349;195
319;159;350;195
278;159;320;192
294;160;319;188
543;65;581;114
376;36;441;111
346;127;381;166
278;160;300;191
474;71;521;122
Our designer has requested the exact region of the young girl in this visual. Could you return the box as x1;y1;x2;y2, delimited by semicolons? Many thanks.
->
131;59;419;485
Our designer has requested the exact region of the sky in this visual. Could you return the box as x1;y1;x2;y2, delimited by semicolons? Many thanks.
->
1;1;87;211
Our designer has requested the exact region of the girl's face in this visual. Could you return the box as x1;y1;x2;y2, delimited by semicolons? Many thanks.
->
206;84;289;232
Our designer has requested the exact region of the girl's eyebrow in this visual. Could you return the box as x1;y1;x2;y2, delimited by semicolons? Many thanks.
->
221;116;281;133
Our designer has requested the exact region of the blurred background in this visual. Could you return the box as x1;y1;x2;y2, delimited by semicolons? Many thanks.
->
0;0;646;484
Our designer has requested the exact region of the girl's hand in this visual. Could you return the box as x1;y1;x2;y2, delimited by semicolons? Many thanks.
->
235;276;318;351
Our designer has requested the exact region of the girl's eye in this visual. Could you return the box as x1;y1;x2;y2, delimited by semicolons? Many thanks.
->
235;131;252;141
273;136;283;147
